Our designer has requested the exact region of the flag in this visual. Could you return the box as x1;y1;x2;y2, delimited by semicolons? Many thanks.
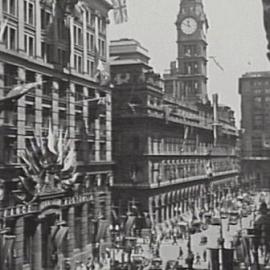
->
112;0;128;24
209;56;224;71
212;93;219;145
57;128;64;165
0;81;43;110
63;144;76;172
47;119;57;155
95;59;111;86
0;18;8;43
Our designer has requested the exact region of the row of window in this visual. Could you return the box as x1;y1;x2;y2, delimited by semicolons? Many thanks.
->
3;25;105;65
3;136;108;164
3;0;107;34
149;158;236;183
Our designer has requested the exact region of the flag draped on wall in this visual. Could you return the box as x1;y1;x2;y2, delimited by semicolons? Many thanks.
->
112;0;128;24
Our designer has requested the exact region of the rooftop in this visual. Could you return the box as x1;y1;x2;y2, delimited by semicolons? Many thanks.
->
241;71;270;78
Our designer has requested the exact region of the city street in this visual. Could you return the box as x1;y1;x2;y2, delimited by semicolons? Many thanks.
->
115;192;269;270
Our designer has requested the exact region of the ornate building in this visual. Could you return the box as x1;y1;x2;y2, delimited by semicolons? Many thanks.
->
0;0;113;269
111;0;239;230
239;71;270;189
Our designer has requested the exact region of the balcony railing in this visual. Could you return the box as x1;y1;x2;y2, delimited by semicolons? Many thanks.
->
146;144;236;156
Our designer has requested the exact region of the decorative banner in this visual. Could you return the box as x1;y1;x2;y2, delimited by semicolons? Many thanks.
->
112;0;128;24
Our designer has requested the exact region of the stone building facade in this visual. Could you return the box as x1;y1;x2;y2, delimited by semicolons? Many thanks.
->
239;71;270;189
0;0;113;269
110;0;239;229
110;38;239;229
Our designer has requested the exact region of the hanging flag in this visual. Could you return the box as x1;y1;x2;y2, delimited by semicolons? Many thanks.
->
0;81;43;110
57;128;64;165
95;59;111;86
112;0;128;24
212;94;219;146
0;18;8;43
63;143;76;172
209;56;224;71
47;119;57;155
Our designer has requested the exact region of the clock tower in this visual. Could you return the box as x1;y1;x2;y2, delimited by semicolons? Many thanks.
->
176;0;208;103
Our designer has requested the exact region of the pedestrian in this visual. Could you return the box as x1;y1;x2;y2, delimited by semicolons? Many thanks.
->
195;253;201;265
203;250;207;262
81;262;87;270
75;261;82;270
86;258;92;270
178;247;183;260
172;233;177;245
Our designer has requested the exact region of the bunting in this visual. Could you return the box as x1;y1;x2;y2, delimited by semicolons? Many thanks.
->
112;0;128;24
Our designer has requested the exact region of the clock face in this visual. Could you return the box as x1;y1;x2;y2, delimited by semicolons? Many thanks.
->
181;17;198;35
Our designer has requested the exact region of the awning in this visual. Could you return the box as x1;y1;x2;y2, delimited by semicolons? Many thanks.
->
54;227;69;249
96;220;110;242
124;216;136;236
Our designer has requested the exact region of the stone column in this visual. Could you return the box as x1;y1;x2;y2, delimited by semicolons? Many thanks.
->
18;0;25;53
35;73;43;136
95;117;100;161
69;16;75;68
68;83;75;140
67;206;75;258
14;217;24;270
0;62;4;164
106;93;112;162
17;68;26;161
81;203;88;250
52;80;59;132
32;223;42;270
82;8;87;74
35;0;41;59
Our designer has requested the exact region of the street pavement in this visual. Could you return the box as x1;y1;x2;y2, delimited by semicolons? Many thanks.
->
139;193;264;269
111;192;270;269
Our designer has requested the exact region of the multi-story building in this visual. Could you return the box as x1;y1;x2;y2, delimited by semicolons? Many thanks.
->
239;71;270;189
0;0;113;269
110;38;239;229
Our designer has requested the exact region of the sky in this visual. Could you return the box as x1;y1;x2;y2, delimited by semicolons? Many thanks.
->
107;0;270;125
